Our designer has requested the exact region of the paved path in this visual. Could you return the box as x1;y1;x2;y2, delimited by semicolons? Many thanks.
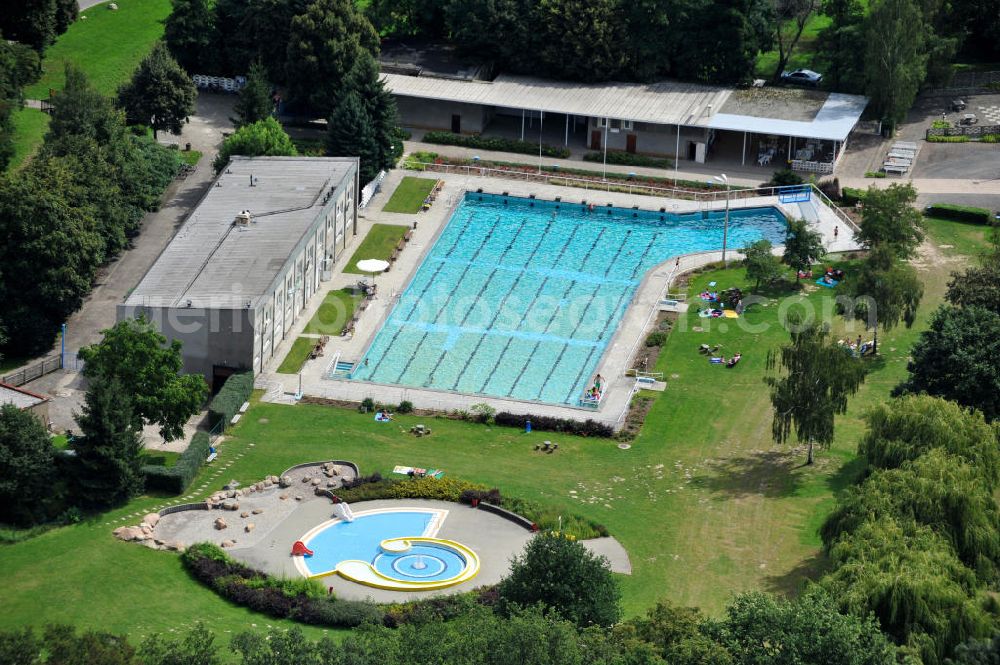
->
23;92;236;435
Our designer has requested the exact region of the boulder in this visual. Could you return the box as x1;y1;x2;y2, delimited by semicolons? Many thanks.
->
140;524;153;535
167;541;185;552
240;511;249;518
108;2;118;9
279;476;292;488
226;490;237;499
311;477;322;486
244;523;255;533
302;476;312;484
255;482;264;491
214;517;227;530
252;508;264;515
143;513;160;528
125;526;145;541
279;493;289;500
327;480;340;488
224;480;241;490
221;539;236;548
143;539;159;549
222;499;239;511
263;479;273;488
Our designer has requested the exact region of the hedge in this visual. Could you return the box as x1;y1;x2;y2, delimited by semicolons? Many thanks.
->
422;131;571;158
182;543;383;628
841;187;867;206
925;203;994;225
142;431;211;494
208;371;254;429
493;412;614;437
582;150;673;169
336;475;608;539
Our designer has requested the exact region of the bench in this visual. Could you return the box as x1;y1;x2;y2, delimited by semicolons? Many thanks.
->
206;452;218;463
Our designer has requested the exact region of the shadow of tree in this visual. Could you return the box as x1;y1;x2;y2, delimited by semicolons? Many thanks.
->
690;448;809;499
762;551;832;599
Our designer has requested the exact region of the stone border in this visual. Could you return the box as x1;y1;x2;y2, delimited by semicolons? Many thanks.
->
476;502;536;531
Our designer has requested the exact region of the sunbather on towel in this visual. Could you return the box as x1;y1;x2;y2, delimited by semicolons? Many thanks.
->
710;356;725;364
726;353;742;367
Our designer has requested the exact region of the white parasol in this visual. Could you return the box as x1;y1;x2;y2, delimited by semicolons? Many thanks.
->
355;258;390;283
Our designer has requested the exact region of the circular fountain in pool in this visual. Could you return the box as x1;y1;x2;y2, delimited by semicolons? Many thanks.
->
294;508;479;591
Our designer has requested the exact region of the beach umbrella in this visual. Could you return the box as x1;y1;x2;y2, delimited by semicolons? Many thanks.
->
356;258;390;283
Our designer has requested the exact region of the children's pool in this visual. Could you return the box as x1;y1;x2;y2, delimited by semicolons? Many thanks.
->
346;193;787;405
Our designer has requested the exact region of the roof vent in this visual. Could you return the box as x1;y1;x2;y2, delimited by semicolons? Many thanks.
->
233;210;252;226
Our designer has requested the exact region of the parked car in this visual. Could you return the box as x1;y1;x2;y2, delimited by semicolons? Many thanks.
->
781;69;823;86
950;99;967;111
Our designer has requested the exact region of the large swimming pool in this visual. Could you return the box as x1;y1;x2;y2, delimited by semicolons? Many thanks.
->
346;193;787;405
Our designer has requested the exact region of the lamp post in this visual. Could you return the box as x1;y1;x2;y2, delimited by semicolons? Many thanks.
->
712;174;730;267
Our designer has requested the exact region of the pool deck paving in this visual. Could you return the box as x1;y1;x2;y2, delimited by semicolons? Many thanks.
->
258;169;859;427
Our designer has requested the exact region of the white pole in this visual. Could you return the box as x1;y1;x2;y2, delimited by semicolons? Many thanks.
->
521;109;525;141
723;176;730;267
565;114;569;146
741;132;747;166
674;124;681;186
539;110;544;174
603;118;609;180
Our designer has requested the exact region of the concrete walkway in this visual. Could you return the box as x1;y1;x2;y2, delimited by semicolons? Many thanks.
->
581;537;632;575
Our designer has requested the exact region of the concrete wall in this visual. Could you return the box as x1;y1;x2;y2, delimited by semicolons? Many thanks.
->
588;119;710;157
117;305;255;380
395;96;487;133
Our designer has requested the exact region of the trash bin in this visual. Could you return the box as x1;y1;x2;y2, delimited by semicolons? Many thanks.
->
185;142;191;151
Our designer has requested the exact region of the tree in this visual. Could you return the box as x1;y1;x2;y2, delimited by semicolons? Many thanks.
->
326;91;380;183
163;0;216;73
707;589;897;665
821;449;1000;581
0;38;42;170
858;395;1000;486
0;0;58;51
863;0;929;130
0;168;103;356
619;601;731;665
672;0;774;85
783;218;825;278
44;624;138;665
770;0;820;81
743;239;783;289
765;316;866;464
854;184;924;258
0;627;40;665
946;225;1000;314
815;0;866;92
55;0;78;34
365;0;448;38
894;306;1000;422
843;246;923;354
949;635;1000;665
535;0;630;81
79;316;208;441
821;517;994;664
284;0;379;113
117;42;197;139
232;61;273;128
213;116;297;173
498;533;622;627
73;376;145;508
344;54;401;175
0;404;57;525
140;622;221;665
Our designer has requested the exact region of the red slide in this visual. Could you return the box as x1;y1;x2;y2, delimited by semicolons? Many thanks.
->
291;541;313;557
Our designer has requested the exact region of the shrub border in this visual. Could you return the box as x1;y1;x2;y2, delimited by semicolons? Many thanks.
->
142;431;212;494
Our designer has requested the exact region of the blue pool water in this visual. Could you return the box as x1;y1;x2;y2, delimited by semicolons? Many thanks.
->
303;511;438;577
348;193;788;405
373;543;467;582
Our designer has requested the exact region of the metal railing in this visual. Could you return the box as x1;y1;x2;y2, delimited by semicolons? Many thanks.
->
2;355;62;387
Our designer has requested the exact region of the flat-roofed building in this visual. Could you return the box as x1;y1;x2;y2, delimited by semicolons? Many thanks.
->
0;382;50;428
119;156;359;387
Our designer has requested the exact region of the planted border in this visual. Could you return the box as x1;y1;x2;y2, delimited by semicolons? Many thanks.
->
422;131;571;158
925;203;995;225
493;412;614;437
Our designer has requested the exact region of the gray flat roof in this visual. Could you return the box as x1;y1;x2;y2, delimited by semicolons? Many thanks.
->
384;73;868;141
0;383;48;409
383;73;731;127
126;157;356;310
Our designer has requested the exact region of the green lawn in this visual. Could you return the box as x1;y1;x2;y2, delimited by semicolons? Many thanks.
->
276;337;315;374
922;216;991;259
382;176;437;213
303;288;360;335
6;107;50;172
141;450;181;468
0;216;983;647
25;0;171;99
179;149;202;166
343;223;409;274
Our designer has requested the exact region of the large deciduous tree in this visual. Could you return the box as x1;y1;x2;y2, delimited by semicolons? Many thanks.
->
894;305;1000;422
79;316;208;441
0;0;58;51
498;533;622;627
73;376;145;508
213;116;297;173
163;0;216;74
843;246;923;354
284;0;379;114
765;316;866;464
0;404;57;526
118;42;197;139
854;184;924;258
863;0;929;130
534;0;629;81
742;239;783;289
783;218;825;278
946;226;1000;314
770;0;820;81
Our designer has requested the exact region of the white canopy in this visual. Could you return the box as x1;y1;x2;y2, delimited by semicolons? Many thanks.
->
356;259;390;275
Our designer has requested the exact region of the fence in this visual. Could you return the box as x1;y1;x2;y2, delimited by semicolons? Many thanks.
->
407;161;860;234
2;355;62;387
359;170;387;209
926;124;1000;139
922;71;1000;97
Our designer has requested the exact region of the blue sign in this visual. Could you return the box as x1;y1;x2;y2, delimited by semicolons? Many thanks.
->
778;185;812;204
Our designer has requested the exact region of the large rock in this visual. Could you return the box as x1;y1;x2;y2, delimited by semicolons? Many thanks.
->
222;498;239;511
244;523;255;533
221;539;236;548
143;513;160;528
252;508;264;515
279;476;292;488
311;477;322;486
240;511;249;518
301;476;312;484
214;517;227;530
279;493;289;500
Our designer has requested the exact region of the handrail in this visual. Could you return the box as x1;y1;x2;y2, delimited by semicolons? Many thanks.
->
325;349;342;377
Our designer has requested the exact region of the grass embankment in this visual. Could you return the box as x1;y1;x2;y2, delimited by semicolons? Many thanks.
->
276;337;316;374
382;176;438;213
343;223;409;274
25;0;171;99
6;108;50;172
303;288;360;335
0;217;981;647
